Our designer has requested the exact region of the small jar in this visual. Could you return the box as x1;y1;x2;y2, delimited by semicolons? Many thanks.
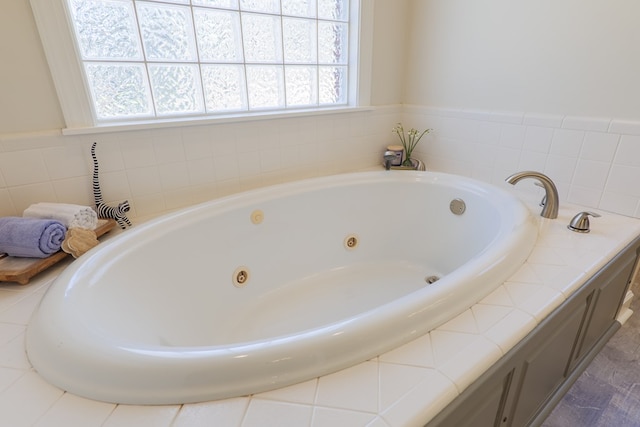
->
386;145;404;166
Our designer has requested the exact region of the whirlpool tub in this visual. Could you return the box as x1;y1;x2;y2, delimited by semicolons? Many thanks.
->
27;171;538;405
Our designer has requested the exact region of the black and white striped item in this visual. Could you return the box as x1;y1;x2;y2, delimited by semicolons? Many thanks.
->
91;142;132;229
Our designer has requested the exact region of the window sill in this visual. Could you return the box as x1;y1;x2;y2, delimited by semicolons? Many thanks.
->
61;106;376;136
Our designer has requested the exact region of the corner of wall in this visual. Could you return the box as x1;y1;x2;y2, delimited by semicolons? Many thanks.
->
403;105;640;219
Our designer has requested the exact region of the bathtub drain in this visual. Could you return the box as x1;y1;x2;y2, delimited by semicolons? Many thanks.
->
450;199;466;215
425;275;440;284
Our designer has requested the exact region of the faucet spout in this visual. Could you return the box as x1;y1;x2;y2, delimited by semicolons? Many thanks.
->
383;150;397;170
506;171;559;219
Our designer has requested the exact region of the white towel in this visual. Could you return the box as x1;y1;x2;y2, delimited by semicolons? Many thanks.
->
24;202;98;230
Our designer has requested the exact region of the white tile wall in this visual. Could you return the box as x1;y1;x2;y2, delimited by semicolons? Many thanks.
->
0;108;401;221
4;105;638;222
406;105;640;219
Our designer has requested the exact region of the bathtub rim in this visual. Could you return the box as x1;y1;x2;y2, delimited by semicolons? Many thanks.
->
26;170;539;404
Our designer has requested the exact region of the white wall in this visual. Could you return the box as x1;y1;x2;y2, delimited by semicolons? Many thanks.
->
399;0;640;219
0;0;408;219
0;1;64;134
4;0;640;222
370;0;409;106
406;0;640;120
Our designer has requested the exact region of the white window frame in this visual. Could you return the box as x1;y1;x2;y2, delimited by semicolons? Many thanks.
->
30;0;374;135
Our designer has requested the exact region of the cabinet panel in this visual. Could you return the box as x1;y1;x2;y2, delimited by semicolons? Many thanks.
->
576;250;636;365
508;305;585;427
426;368;516;427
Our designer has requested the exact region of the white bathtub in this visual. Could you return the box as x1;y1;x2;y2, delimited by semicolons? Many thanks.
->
27;171;537;405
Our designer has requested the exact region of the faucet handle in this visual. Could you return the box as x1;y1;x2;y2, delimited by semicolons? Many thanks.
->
568;211;601;233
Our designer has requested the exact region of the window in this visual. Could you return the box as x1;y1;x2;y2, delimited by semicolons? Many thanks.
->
30;0;369;131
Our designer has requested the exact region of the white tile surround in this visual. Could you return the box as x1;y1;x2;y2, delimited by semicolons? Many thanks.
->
1;193;640;427
2;105;640;426
3;105;640;221
0;107;401;220
406;106;640;219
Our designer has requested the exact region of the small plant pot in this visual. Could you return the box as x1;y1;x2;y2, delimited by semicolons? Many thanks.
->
389;158;425;171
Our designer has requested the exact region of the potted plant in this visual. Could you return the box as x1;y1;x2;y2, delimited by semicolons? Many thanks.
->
392;123;431;167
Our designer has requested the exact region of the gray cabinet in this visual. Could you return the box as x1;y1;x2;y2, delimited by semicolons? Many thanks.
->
570;247;637;370
507;294;588;426
427;236;640;427
427;366;516;427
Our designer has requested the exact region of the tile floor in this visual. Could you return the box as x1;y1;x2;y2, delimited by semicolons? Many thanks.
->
543;282;640;427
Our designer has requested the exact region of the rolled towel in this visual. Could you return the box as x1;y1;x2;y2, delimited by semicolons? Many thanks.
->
24;202;98;230
0;217;66;258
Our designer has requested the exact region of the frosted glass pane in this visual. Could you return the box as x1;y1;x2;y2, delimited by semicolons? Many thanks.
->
246;65;285;109
285;66;317;106
240;0;280;13
192;0;239;8
282;0;316;17
319;66;347;105
318;22;348;64
69;0;142;60
242;14;283;63
137;2;197;61
85;63;153;119
202;65;247;111
69;0;352;122
194;9;242;62
283;18;317;63
318;0;349;21
149;64;204;115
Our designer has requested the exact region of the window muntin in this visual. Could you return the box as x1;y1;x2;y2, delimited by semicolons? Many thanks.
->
66;0;352;124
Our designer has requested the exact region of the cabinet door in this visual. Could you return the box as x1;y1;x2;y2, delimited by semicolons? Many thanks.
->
572;250;637;368
508;302;586;427
426;368;517;427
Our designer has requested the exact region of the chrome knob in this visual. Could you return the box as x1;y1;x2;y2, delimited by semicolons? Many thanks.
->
568;211;601;233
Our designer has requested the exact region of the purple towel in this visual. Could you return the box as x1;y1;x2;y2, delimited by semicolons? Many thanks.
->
0;217;66;258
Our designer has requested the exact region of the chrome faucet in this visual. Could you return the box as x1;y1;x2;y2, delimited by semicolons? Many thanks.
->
505;171;559;219
383;150;397;170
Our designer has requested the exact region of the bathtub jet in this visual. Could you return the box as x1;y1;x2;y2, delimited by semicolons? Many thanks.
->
26;171;537;405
